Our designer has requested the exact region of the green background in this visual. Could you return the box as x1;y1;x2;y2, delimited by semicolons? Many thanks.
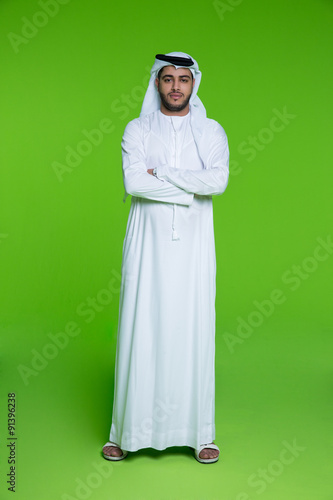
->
1;0;332;499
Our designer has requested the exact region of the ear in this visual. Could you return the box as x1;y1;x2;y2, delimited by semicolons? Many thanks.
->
155;77;159;89
192;78;195;88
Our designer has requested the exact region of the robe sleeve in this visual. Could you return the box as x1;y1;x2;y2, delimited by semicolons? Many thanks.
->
122;120;194;206
154;122;229;196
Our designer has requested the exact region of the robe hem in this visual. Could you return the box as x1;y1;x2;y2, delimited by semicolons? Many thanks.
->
110;426;215;453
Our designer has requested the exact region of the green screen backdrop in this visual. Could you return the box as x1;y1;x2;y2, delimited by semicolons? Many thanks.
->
1;0;332;499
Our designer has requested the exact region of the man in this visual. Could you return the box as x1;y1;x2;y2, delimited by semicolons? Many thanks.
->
103;52;229;464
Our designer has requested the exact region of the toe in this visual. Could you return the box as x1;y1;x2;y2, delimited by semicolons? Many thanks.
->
103;446;123;457
199;447;219;460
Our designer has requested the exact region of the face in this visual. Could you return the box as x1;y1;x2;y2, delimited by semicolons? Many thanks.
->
155;65;195;115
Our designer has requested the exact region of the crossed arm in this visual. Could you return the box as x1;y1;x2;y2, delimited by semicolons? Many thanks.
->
122;119;229;205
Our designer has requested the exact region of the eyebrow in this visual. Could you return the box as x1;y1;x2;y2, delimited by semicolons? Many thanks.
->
162;74;191;79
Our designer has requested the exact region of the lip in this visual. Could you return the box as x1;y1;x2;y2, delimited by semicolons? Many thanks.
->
169;93;183;99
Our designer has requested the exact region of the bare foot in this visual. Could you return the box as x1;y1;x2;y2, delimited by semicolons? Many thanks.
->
103;445;124;458
199;443;219;460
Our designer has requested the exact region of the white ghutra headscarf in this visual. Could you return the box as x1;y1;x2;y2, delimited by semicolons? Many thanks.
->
140;52;208;157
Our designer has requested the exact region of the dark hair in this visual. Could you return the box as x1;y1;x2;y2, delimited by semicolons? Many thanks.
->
157;67;193;80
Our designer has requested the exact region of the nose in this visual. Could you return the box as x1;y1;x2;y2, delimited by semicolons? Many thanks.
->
171;80;180;91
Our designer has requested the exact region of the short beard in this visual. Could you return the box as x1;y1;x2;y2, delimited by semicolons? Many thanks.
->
159;91;191;113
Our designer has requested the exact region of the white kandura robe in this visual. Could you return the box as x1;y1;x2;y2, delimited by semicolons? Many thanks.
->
109;109;229;452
